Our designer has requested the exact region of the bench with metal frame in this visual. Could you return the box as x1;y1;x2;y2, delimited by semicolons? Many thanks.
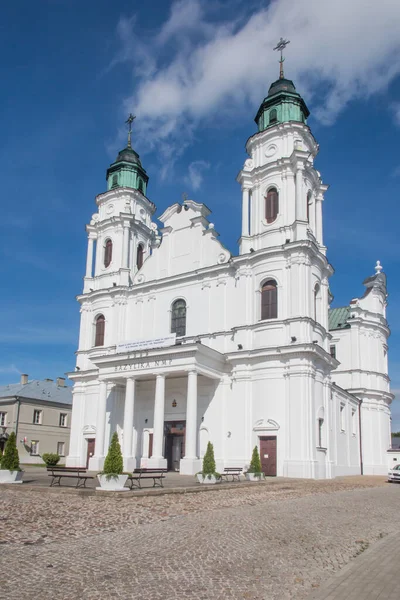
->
127;468;167;489
220;467;243;482
47;467;94;488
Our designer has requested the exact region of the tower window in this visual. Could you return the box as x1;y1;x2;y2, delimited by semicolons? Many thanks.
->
269;109;277;124
104;239;112;268
111;175;118;188
136;244;144;270
138;179;144;194
307;191;312;224
265;188;279;223
314;283;321;322
171;299;187;337
261;280;277;320
94;314;105;347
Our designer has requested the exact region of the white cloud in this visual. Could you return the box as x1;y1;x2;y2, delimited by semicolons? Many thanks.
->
184;160;210;190
392;102;400;127
0;365;21;375
113;0;400;165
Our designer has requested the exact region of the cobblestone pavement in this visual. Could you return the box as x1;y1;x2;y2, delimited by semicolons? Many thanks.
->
0;477;398;599
305;532;399;599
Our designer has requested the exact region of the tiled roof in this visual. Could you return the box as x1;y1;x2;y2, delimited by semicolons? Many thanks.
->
329;307;351;331
0;379;72;405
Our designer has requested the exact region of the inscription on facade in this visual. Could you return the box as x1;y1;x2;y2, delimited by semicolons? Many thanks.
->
114;355;173;372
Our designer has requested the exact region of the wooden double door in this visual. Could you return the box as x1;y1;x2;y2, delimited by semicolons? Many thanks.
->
259;436;277;477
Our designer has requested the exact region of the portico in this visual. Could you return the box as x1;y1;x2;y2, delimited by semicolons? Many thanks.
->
84;343;226;475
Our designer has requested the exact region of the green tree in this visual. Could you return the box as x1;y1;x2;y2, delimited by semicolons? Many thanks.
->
1;432;20;471
392;431;400;437
202;441;216;475
248;445;262;474
103;432;123;476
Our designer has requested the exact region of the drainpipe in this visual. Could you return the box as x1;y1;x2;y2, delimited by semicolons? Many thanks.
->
358;398;363;475
15;396;21;439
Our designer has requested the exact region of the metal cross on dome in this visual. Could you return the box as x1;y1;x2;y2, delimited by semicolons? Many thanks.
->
273;37;290;79
125;113;136;148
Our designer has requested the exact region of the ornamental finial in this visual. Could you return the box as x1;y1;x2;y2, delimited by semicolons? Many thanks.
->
375;260;383;274
125;113;136;148
273;37;290;79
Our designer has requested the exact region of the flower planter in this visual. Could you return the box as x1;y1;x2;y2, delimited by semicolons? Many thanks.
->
197;473;220;485
0;470;23;484
245;472;264;482
96;474;129;491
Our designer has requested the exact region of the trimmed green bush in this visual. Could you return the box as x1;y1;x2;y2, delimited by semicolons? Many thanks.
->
1;432;20;471
202;441;216;475
103;432;123;476
42;453;60;467
247;445;262;474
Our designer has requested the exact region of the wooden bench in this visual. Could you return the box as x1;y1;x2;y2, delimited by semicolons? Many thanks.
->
47;467;94;489
220;467;243;482
127;468;167;490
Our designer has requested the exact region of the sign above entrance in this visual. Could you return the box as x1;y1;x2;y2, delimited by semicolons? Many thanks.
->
117;334;176;354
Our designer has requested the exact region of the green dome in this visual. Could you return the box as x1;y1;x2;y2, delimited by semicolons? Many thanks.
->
255;76;310;133
268;78;297;97
106;144;148;194
115;146;142;166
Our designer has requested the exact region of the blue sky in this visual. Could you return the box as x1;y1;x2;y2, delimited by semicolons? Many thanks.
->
1;0;400;428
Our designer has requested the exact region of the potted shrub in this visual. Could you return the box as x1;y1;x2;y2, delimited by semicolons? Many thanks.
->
97;432;129;491
0;432;23;483
42;453;60;467
197;442;220;484
245;445;264;481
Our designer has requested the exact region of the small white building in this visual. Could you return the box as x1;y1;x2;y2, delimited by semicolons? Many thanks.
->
66;69;393;478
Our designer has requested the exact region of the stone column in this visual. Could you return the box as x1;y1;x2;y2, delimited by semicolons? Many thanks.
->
315;194;323;246
148;374;167;469
241;188;250;237
295;166;305;221
90;380;108;470
85;235;95;278
180;370;201;475
123;377;136;471
122;221;130;269
185;370;198;459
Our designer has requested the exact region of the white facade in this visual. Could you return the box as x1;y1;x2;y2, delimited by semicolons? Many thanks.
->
67;75;392;478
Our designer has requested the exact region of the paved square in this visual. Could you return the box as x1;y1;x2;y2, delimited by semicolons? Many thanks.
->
0;476;398;599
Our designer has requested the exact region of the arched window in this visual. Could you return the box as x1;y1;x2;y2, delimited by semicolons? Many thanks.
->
138;179;144;194
314;283;321;322
307;191;312;224
111;174;118;188
261;280;277;320
94;315;105;347
104;239;112;268
171;299;186;337
265;188;279;223
136;244;144;270
269;108;277;124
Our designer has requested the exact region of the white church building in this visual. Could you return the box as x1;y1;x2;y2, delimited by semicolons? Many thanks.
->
66;65;393;478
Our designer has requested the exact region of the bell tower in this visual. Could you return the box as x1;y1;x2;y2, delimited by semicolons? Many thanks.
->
237;39;328;255
83;115;156;293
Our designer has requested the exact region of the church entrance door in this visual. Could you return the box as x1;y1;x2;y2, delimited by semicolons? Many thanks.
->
164;421;186;471
259;436;277;476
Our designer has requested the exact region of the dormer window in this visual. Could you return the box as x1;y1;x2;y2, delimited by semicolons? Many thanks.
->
269;109;277;124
